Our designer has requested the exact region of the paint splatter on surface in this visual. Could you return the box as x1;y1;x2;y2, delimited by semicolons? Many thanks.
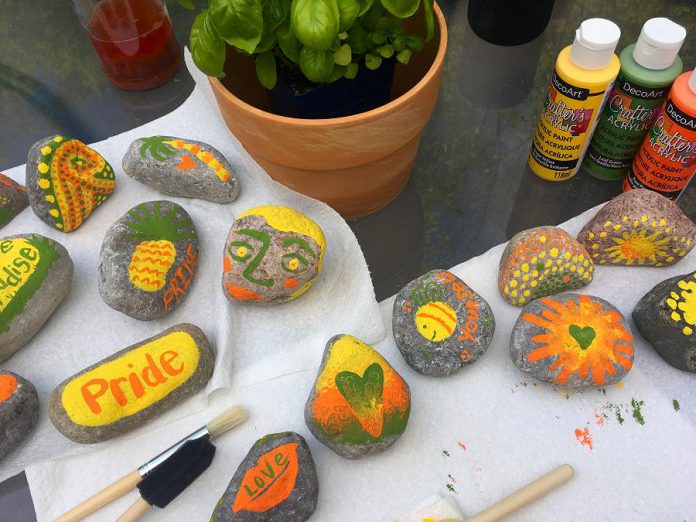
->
446;483;457;494
448;474;457;483
602;398;647;426
631;399;645;425
441;450;450;457
458;441;467;451
594;410;608;426
574;427;593;450
673;399;680;412
470;463;482;474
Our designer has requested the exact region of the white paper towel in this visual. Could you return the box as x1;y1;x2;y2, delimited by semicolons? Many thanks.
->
0;53;385;483
26;205;696;521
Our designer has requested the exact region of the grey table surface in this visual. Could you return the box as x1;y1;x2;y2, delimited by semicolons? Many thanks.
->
1;0;695;520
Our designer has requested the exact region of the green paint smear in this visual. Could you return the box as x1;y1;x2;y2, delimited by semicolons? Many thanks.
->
673;399;680;412
631;399;646;425
0;206;11;228
312;408;410;446
446;483;457;493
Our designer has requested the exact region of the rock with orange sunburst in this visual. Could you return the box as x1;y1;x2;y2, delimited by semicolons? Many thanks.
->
577;189;696;267
633;271;696;372
511;293;635;389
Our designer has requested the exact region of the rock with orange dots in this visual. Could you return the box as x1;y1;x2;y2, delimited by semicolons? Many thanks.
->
577;189;696;267
393;270;495;376
510;294;635;389
304;334;411;459
499;226;594;307
633;271;696;372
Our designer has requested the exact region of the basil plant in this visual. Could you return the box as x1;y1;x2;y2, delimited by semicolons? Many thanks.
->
179;0;435;89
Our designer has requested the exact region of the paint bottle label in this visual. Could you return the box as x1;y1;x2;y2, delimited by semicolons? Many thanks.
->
529;70;612;181
624;97;696;199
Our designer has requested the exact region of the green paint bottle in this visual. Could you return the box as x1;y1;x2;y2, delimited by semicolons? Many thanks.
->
583;18;686;180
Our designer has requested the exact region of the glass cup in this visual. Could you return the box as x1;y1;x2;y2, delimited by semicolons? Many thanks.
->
72;0;182;90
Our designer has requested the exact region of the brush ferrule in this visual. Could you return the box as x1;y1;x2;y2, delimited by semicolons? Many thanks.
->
139;427;210;477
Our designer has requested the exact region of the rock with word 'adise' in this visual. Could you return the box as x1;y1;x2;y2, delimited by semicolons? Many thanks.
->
0;173;28;229
0;372;39;461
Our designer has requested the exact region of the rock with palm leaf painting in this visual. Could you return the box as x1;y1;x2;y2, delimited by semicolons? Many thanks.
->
99;201;199;320
122;136;240;203
577;189;696;267
0;173;28;229
0;371;39;461
510;294;635;389
304;334;410;459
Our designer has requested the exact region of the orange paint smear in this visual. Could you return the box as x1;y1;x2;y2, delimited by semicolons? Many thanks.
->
574;427;593;450
225;283;263;301
283;278;299;289
0;374;17;403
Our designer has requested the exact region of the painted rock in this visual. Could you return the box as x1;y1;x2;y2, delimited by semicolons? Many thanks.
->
222;206;325;305
99;201;199;320
0;173;28;229
511;294;634;389
499;226;594;307
305;334;410;459
0;372;39;461
633;271;696;372
48;323;214;443
122;136;240;203
0;234;73;362
577;189;696;266
26;135;116;232
392;270;495;376
211;432;319;522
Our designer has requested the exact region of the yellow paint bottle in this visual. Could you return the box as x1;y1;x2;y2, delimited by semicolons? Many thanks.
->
529;19;622;181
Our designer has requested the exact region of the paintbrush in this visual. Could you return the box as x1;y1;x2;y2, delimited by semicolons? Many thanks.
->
54;404;247;522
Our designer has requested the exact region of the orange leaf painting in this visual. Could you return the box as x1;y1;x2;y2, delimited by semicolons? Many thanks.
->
233;442;299;513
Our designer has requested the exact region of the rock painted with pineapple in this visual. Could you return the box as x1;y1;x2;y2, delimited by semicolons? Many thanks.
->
26;135;115;232
49;323;214;444
633;271;696;372
0;371;39;461
511;293;635;389
499;226;594;307
211;432;319;522
222;206;325;305
305;334;410;459
392;270;495;376
0;173;28;229
0;234;73;362
577;189;696;267
123;136;240;203
99;201;199;320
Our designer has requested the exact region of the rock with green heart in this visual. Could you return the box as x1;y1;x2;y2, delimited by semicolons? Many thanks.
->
304;334;411;459
510;293;635;389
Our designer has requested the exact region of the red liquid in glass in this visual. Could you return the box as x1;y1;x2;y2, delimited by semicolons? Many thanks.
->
88;0;182;90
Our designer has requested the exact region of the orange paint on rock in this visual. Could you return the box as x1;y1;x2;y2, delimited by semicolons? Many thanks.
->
225;283;263;301
283;277;299;289
177;154;197;170
223;256;232;272
0;374;18;403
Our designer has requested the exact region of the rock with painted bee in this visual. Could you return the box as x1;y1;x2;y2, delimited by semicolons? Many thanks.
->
393;270;495;376
99;201;199;320
122;136;240;203
222;206;326;305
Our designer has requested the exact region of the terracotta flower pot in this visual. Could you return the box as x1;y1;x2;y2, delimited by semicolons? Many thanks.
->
209;4;448;219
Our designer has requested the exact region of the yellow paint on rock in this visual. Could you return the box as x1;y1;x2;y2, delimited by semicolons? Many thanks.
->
0;239;41;314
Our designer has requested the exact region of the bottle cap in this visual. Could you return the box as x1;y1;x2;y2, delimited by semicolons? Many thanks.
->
688;66;696;95
633;18;686;70
570;19;621;70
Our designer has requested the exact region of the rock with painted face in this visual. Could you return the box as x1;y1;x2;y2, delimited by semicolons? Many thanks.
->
99;201;199;321
392;270;495;376
577;189;696;267
499;226;594;307
0;234;73;363
511;293;635;389
26;135;116;232
211;432;319;522
222;206;326;305
633;271;696;372
122;136;240;204
305;334;410;459
0;372;39;461
0;173;28;229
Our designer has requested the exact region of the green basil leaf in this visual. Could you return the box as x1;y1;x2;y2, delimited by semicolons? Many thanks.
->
378;44;393;58
327;64;347;82
299;47;334;82
370;30;388;45
365;53;382;70
337;0;360;31
357;0;373;16
177;0;197;9
333;43;352;65
256;51;277;89
391;34;406;51
375;15;401;31
255;22;277;53
423;0;434;42
209;0;264;54
291;0;340;51
406;34;424;51
380;0;419;18
277;21;301;62
396;48;411;64
263;0;290;31
361;2;385;30
190;10;226;77
346;22;371;54
344;62;359;79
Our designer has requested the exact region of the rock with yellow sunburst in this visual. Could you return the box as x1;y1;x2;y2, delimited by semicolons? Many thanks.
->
577;189;696;267
633;271;696;372
511;293;635;389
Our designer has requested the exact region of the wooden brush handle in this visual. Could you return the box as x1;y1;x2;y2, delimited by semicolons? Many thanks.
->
468;464;574;522
54;469;141;522
116;497;151;522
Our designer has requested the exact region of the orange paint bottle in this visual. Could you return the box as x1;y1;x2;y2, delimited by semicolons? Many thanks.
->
624;66;696;199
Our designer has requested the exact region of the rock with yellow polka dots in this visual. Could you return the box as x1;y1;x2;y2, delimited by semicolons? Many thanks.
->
633;271;696;372
577;189;696;267
499;226;594;307
26;135;115;233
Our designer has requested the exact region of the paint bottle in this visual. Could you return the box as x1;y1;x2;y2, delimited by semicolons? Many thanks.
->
624;66;696;199
528;19;621;181
584;18;686;180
